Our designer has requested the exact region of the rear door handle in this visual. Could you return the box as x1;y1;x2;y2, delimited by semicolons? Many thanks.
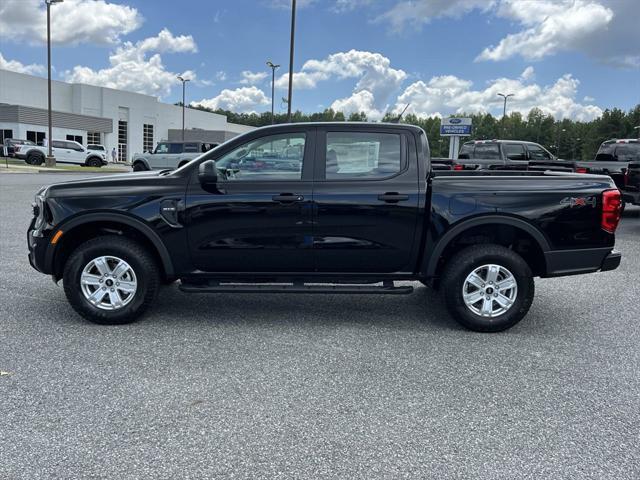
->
272;193;304;203
378;193;409;203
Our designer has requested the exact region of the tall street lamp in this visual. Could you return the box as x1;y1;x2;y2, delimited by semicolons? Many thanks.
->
497;92;514;119
177;76;190;141
286;0;296;123
45;0;63;168
266;61;280;125
497;93;514;138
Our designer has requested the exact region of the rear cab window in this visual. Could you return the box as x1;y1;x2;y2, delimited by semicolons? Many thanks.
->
323;131;403;180
473;144;501;160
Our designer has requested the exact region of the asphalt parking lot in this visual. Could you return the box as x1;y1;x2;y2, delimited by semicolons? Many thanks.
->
1;172;639;479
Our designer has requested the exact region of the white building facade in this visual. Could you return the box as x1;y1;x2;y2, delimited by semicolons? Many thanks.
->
0;69;253;161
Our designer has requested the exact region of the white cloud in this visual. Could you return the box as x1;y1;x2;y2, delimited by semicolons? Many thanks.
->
275;49;407;119
374;0;639;69
519;66;535;81
331;91;386;120
216;71;228;81
477;0;613;62
0;52;45;76
376;0;495;32
63;30;197;98
0;0;141;46
395;68;603;121
192;86;270;113
240;70;269;85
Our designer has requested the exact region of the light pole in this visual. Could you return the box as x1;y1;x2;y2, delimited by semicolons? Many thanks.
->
177;76;190;141
45;0;63;168
497;93;513;138
266;61;280;124
286;0;296;123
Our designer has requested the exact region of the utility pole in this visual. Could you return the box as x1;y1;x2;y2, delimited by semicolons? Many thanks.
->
286;0;296;123
266;61;280;124
177;76;190;141
45;0;63;167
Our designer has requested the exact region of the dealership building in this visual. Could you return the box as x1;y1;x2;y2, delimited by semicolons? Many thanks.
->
0;69;253;161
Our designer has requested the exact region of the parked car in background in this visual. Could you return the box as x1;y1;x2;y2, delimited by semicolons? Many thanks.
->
456;140;557;170
3;138;35;157
131;141;218;171
14;140;107;167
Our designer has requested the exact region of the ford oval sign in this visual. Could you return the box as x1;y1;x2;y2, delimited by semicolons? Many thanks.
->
450;118;462;124
440;117;472;136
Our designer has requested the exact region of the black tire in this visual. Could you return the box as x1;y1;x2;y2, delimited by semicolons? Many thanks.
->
440;244;534;332
27;152;44;165
86;157;103;167
132;162;147;172
63;236;160;325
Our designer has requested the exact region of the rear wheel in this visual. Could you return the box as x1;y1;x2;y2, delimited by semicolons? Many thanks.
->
63;236;160;325
27;153;44;165
440;244;534;332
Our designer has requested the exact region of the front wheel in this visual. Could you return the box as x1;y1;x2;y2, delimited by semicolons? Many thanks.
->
440;244;534;332
132;162;148;172
86;157;103;167
63;236;160;324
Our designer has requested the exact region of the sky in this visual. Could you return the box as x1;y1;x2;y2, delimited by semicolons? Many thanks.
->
0;0;638;121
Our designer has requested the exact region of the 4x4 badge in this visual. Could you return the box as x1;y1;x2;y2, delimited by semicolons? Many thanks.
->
560;196;596;208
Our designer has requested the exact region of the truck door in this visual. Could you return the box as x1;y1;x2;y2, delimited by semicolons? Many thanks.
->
184;127;315;273
312;127;420;273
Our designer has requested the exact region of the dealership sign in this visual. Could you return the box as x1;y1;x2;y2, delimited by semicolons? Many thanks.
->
440;117;472;136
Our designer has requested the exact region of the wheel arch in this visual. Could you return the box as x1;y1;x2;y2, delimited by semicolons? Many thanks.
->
49;212;174;281
423;215;551;279
132;157;151;170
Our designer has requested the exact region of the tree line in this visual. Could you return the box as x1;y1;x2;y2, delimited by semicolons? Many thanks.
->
191;104;640;160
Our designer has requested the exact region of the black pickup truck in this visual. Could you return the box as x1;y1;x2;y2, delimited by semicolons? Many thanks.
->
28;123;622;332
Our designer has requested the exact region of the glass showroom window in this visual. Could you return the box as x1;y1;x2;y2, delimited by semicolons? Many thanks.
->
87;132;101;145
143;124;154;153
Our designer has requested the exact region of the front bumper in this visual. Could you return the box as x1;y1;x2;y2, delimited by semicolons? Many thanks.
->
27;223;53;275
543;247;621;277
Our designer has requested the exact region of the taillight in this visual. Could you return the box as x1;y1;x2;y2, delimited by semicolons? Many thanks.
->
601;189;622;234
453;164;464;171
575;167;588;174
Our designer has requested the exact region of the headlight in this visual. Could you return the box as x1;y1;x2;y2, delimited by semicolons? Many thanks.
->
32;191;50;237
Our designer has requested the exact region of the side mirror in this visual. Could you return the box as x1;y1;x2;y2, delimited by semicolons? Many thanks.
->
198;160;218;185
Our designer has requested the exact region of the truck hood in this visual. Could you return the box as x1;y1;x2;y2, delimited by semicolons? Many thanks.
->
42;170;179;198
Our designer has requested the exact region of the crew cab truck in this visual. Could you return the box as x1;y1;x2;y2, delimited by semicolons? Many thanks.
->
15;140;107;167
132;141;218;171
27;123;622;332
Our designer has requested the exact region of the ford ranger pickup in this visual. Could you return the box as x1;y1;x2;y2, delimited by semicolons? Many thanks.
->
27;123;622;332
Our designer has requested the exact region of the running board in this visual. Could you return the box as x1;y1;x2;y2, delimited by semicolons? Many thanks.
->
179;281;414;295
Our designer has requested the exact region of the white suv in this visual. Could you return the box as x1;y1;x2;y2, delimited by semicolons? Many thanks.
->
14;140;107;167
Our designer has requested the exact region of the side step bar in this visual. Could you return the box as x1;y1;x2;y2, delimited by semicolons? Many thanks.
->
179;281;414;295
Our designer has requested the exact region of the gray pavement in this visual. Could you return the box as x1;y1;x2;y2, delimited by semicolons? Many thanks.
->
1;173;639;479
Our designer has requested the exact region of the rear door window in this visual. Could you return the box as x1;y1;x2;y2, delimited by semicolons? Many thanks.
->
51;140;66;149
168;143;183;154
323;131;402;180
473;144;501;160
504;143;527;160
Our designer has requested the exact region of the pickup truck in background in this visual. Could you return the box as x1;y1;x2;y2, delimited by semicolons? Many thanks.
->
27;123;622;332
15;140;107;167
624;162;640;205
132;141;218;171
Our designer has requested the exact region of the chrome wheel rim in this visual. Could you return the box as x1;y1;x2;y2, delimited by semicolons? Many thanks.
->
462;264;517;318
80;256;137;311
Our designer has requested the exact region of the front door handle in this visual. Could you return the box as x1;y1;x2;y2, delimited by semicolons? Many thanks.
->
378;192;409;203
272;193;304;203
